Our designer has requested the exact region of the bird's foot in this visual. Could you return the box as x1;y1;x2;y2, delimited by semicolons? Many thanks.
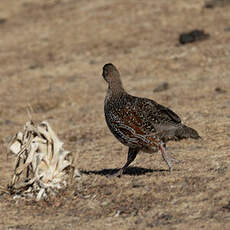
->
106;168;124;178
113;170;123;177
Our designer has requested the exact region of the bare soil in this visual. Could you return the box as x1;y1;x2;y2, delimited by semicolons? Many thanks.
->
0;0;230;229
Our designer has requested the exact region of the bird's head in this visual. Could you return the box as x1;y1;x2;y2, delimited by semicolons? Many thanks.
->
102;63;120;84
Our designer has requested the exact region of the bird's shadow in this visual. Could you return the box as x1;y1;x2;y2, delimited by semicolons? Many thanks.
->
81;166;168;176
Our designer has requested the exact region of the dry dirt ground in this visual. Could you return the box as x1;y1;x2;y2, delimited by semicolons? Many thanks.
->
0;0;230;229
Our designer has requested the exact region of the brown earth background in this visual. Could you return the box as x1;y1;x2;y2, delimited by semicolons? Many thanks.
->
0;0;230;229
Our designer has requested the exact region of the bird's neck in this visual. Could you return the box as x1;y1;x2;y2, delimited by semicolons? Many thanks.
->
108;80;125;97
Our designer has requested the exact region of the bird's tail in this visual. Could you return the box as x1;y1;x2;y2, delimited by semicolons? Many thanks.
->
175;124;201;140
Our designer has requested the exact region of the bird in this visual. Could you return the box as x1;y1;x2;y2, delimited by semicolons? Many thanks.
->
102;63;200;177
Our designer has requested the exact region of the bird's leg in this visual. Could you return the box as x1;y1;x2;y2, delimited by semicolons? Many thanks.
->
167;152;181;163
113;147;139;177
162;143;180;163
159;142;173;173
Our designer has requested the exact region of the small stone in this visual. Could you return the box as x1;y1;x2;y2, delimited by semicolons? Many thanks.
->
215;87;226;94
179;30;210;45
0;18;6;24
153;82;169;92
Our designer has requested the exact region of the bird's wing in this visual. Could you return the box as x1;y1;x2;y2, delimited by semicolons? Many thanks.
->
155;103;181;124
132;96;182;127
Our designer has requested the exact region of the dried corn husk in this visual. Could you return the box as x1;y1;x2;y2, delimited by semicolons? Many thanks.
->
8;121;80;200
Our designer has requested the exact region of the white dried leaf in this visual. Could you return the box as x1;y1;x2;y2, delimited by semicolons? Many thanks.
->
8;120;79;200
9;141;21;155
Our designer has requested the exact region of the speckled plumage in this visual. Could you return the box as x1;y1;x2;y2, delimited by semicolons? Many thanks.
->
102;63;200;176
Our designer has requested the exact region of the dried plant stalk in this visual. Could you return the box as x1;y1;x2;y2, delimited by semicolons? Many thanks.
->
8;121;79;200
